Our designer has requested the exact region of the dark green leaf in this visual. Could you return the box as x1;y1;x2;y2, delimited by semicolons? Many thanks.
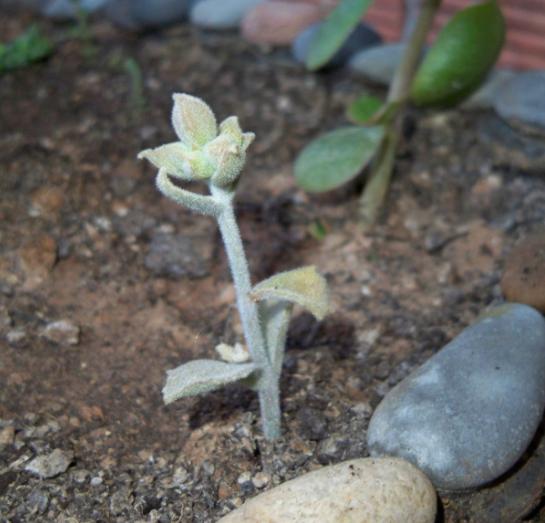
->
0;26;53;74
306;0;374;71
346;94;383;124
411;0;505;107
294;126;384;192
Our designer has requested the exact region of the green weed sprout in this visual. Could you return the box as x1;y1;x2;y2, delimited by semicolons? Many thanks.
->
138;94;329;440
0;25;53;74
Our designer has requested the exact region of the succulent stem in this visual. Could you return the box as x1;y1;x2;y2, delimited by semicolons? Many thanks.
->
359;0;441;228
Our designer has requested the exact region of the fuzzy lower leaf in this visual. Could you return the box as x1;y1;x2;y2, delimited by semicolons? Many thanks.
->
306;0;374;70
411;0;505;107
294;126;384;192
162;359;257;404
251;266;328;320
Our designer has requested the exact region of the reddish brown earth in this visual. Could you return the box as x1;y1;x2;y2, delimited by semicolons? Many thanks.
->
1;10;545;523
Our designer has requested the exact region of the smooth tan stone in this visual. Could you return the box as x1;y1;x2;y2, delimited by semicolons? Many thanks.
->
218;457;436;523
241;1;324;45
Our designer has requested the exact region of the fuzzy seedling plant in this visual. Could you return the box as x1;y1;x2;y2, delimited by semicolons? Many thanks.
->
138;94;329;440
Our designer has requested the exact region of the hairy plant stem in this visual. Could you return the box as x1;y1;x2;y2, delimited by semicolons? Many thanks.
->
211;186;281;440
359;0;441;227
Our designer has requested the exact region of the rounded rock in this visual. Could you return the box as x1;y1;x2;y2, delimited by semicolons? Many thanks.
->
218;457;436;523
348;43;407;86
190;0;264;30
292;22;382;69
241;1;324;45
368;303;545;490
106;0;190;29
494;71;545;130
501;232;545;312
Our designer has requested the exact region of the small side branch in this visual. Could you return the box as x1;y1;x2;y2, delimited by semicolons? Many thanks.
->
156;169;222;217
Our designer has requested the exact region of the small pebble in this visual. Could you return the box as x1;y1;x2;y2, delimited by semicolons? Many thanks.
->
501;232;545;312
90;476;103;486
219;457;436;522
41;320;80;346
25;449;74;479
368;303;545;490
252;472;270;489
26;489;49;514
106;0;190;29
72;469;90;484
6;329;26;345
190;0;264;29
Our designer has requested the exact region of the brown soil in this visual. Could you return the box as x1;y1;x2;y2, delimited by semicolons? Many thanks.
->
1;10;545;523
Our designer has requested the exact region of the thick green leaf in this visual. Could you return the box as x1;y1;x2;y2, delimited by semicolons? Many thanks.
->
294;126;384;192
306;0;374;71
411;0;505;107
346;94;383;124
162;359;256;404
0;25;53;73
251;266;329;320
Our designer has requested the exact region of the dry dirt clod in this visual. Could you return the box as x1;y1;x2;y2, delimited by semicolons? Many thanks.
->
17;234;57;290
0;426;15;450
501;232;545;312
30;186;65;218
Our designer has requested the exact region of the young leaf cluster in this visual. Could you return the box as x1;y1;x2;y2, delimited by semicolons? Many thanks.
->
139;94;329;440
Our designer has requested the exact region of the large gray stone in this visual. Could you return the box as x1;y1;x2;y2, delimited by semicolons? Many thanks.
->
368;303;545;491
190;0;264;30
292;22;382;69
494;71;545;130
348;43;407;86
463;69;515;110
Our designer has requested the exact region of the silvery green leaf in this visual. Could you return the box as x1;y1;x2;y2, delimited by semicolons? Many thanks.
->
138;142;193;180
250;266;329;320
260;301;293;375
171;93;217;148
162;359;257;404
